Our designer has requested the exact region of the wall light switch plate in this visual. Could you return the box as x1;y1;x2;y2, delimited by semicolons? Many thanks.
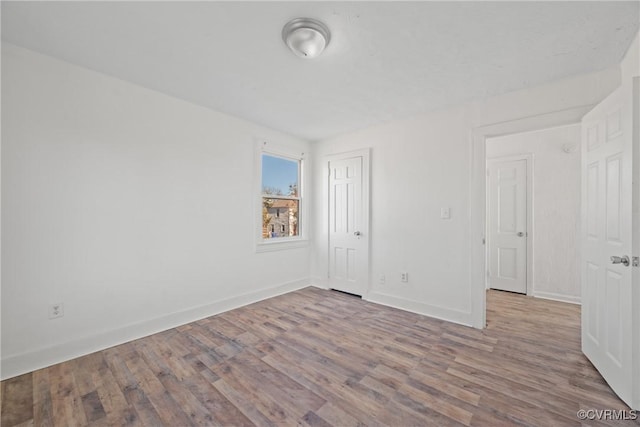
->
440;207;451;219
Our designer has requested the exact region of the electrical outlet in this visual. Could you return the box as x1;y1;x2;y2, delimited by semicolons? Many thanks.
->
379;274;386;284
401;272;409;282
49;303;64;319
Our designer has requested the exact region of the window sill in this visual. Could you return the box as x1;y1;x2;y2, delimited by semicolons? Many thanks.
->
256;238;309;253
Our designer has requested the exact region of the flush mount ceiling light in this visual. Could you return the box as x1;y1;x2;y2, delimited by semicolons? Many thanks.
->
282;18;331;59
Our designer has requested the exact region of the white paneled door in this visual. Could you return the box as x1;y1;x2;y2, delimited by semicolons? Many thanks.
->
488;158;528;294
328;151;369;296
581;82;637;409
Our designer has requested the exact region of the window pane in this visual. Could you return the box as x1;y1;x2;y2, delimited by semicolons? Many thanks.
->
262;198;299;238
262;154;299;196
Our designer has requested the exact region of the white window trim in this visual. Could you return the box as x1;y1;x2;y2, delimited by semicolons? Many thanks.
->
255;139;308;252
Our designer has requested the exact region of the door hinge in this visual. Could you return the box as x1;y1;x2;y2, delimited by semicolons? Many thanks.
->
633;256;639;267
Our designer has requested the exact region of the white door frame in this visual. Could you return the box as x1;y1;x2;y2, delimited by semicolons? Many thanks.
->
486;153;534;296
469;105;595;328
325;148;371;298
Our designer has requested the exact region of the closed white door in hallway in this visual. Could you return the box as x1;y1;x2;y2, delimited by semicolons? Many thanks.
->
487;158;528;294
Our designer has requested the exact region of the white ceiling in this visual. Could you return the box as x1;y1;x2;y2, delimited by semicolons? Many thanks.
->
2;2;639;140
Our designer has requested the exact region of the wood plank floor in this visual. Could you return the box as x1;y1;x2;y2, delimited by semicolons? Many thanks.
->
1;288;636;426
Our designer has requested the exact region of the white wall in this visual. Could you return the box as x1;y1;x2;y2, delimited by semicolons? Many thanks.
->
311;68;620;327
486;124;581;304
1;43;312;379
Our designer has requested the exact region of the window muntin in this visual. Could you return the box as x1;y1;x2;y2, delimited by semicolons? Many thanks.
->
261;153;301;240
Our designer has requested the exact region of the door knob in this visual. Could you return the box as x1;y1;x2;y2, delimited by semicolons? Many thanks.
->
354;231;362;236
611;255;630;267
517;232;525;237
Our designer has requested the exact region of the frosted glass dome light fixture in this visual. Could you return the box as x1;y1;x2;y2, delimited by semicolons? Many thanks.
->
282;18;331;59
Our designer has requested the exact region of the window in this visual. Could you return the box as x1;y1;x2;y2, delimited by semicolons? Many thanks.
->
261;153;301;241
256;141;307;252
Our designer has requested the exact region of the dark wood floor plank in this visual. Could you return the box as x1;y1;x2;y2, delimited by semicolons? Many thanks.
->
80;390;107;423
150;329;191;358
260;350;386;425
398;377;474;425
103;347;165;427
409;367;481;406
212;378;274;426
32;369;54;427
183;369;255;427
1;373;33;426
390;388;469;427
212;360;295;424
299;410;333;427
235;351;326;411
49;362;88;427
92;367;137;426
124;353;193;426
314;402;364;427
1;288;634;426
202;315;248;339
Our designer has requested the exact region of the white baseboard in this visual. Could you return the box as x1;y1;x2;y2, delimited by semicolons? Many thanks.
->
1;278;310;380
309;276;329;290
533;290;581;305
366;291;474;327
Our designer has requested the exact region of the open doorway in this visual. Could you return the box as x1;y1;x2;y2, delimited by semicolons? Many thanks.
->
485;125;581;303
468;105;592;329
